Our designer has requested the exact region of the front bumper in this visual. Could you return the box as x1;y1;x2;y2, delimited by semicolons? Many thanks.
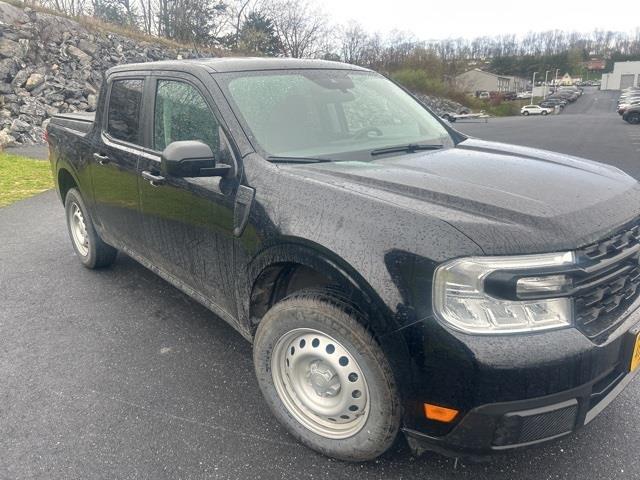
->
399;312;640;459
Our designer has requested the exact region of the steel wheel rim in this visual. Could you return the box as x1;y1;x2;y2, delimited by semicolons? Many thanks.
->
69;202;89;256
271;328;370;439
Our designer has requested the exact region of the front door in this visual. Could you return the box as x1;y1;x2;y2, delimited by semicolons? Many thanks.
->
92;76;146;249
137;75;239;318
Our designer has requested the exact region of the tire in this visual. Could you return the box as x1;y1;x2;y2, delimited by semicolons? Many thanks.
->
627;112;640;125
253;290;401;461
522;111;529;116
64;188;117;269
541;110;548;115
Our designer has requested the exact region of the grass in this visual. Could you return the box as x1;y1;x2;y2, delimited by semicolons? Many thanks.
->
0;152;53;207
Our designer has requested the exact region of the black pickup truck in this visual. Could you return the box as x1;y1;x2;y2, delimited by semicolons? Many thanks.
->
47;58;640;462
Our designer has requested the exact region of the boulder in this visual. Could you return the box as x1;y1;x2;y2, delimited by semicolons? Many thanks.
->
10;117;29;132
0;1;28;25
78;39;98;56
87;93;97;110
0;38;21;59
24;73;44;91
0;127;16;148
0;58;17;82
11;69;30;88
67;45;91;65
19;100;47;118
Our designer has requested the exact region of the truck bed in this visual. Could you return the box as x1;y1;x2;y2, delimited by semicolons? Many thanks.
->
50;112;95;135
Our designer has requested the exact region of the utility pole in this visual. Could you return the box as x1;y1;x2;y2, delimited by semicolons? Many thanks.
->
555;68;560;87
531;72;538;105
544;70;550;99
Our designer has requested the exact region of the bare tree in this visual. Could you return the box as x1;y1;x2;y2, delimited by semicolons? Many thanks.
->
340;21;369;65
138;0;154;34
268;0;328;58
42;0;91;16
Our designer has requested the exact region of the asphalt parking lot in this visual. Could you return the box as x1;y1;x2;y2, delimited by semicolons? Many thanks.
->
1;87;639;479
455;87;640;178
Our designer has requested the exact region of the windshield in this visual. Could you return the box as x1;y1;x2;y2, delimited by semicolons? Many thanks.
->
217;69;453;160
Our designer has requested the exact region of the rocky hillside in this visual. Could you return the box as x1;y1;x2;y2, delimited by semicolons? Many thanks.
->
0;1;466;148
0;1;197;147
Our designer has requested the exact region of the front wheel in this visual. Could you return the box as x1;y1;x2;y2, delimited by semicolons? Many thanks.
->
65;188;117;268
541;110;548;115
253;290;401;461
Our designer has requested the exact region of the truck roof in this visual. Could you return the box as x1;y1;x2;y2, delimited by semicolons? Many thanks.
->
107;57;371;75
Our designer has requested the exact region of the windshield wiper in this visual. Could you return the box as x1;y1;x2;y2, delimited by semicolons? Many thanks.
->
267;155;332;164
370;144;443;156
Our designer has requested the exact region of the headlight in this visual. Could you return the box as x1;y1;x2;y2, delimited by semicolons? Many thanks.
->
433;252;575;334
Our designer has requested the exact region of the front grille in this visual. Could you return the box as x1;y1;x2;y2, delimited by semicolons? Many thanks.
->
574;220;640;340
493;402;578;447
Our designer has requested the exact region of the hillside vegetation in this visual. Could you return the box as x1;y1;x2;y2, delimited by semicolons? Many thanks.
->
0;0;201;147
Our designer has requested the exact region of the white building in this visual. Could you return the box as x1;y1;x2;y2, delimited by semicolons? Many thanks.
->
600;61;640;90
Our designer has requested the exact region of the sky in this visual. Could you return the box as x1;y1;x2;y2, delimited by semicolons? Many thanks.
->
321;0;640;40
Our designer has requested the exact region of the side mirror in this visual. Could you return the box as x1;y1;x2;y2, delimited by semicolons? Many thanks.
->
160;140;231;178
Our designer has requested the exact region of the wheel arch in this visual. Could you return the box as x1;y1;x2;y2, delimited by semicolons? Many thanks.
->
246;238;389;330
244;238;414;397
57;167;79;204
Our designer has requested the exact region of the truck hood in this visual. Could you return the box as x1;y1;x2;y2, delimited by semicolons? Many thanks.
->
293;138;640;254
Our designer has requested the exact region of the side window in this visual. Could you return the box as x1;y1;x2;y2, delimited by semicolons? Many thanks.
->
107;79;143;144
154;80;219;152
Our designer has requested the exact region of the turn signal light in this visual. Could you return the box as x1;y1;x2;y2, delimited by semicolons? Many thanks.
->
424;403;459;423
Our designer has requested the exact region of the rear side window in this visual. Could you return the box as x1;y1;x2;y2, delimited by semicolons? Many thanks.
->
153;80;219;152
107;79;143;144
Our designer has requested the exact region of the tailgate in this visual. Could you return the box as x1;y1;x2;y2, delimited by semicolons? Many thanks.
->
50;112;96;134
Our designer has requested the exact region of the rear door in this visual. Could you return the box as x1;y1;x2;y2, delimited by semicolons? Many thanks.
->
136;72;239;318
91;73;148;250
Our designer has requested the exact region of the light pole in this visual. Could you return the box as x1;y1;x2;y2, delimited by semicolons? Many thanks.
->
555;68;560;88
544;70;550;99
530;71;537;105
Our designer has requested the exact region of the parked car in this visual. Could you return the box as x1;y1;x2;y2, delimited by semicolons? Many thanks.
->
503;92;518;101
516;91;532;99
623;105;640;124
618;100;640;115
521;104;553;115
546;96;569;106
47;58;640;462
619;95;640;104
540;99;566;108
477;91;490;99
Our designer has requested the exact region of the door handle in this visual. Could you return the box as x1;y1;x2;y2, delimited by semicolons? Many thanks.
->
93;153;110;165
141;170;166;186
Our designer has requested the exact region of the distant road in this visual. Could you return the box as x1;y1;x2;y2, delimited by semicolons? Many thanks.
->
455;88;640;178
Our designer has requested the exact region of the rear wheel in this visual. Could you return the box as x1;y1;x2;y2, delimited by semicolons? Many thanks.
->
522;111;530;116
65;188;117;269
253;290;401;461
627;112;640;124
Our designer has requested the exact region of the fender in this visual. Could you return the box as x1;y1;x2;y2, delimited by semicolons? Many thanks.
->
241;237;416;400
244;237;394;327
